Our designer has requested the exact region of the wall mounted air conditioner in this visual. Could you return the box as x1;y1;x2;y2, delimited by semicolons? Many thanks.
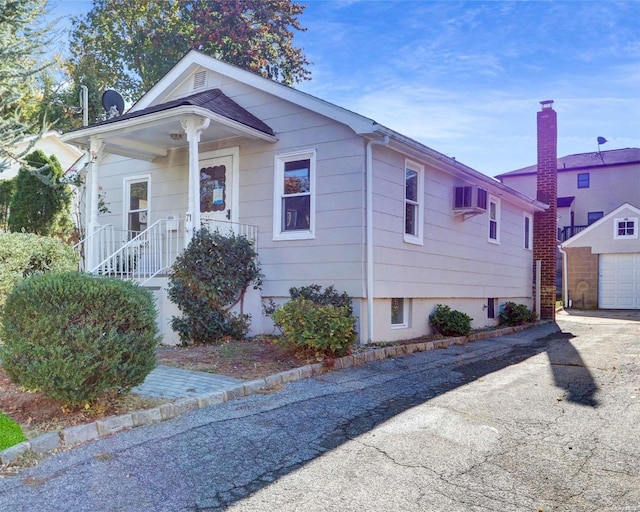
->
453;185;488;218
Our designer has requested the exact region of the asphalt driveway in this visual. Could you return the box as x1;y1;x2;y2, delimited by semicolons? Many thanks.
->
0;310;638;511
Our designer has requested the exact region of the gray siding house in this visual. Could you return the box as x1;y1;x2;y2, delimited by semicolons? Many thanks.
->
62;50;546;344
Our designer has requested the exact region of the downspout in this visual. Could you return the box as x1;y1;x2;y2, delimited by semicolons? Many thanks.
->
365;135;389;343
558;244;569;308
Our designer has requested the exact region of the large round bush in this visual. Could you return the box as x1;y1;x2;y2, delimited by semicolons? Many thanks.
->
0;232;78;310
0;272;161;405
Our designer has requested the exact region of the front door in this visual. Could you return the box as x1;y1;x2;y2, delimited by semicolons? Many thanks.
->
199;154;234;228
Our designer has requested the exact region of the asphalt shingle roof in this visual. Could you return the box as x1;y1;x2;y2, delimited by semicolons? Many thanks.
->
497;148;640;178
71;88;275;136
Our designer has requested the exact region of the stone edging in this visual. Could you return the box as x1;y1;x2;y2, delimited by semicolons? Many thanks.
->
1;322;544;465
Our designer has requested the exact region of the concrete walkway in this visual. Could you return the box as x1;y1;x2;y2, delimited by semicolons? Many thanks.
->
132;365;244;399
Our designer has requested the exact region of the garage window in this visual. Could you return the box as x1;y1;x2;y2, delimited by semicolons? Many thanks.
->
614;217;637;239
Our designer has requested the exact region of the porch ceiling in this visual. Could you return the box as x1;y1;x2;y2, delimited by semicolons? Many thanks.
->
61;106;278;161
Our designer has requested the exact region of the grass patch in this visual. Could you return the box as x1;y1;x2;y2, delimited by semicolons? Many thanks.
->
0;412;27;450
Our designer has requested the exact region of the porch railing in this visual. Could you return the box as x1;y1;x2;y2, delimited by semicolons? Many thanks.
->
558;224;588;242
80;218;257;283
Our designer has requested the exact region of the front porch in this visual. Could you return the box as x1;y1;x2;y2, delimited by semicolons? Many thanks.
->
78;217;258;283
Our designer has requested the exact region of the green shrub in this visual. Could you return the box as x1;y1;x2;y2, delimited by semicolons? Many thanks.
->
0;272;161;405
8;150;73;237
0;412;27;451
272;297;357;358
289;284;352;313
429;304;473;337
499;302;537;326
168;228;262;344
0;232;78;310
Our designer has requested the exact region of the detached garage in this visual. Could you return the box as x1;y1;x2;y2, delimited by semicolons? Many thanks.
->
599;253;640;309
561;203;640;310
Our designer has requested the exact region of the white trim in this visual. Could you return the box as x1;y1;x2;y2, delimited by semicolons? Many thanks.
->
123;174;151;233
200;147;240;224
403;159;424;245
613;217;638;239
488;195;501;244
273;149;316;241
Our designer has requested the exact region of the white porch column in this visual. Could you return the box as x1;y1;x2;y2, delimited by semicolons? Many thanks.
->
181;117;210;244
86;137;104;271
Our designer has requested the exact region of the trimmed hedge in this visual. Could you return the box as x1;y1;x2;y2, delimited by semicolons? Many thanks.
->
0;272;161;405
0;232;77;310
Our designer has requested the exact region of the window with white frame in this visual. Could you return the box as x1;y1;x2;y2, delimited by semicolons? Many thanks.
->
614;217;637;239
524;212;533;250
488;196;500;243
124;176;150;235
404;160;424;244
391;298;409;328
273;150;315;240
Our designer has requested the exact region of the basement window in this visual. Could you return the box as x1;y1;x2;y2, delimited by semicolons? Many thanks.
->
391;298;409;328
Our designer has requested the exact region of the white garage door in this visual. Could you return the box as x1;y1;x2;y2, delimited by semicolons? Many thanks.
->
599;253;640;309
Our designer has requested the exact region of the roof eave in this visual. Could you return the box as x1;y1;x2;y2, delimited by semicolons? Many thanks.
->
372;125;547;212
61;105;277;148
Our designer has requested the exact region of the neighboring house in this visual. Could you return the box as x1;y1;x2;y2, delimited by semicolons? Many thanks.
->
560;203;640;309
0;131;83;181
496;148;640;242
61;50;547;345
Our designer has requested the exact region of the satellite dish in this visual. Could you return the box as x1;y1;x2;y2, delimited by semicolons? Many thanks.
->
101;90;125;119
597;136;607;145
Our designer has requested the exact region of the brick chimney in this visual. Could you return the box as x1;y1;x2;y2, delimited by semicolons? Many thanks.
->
533;100;557;320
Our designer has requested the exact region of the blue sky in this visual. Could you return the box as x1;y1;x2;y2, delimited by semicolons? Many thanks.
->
48;0;640;176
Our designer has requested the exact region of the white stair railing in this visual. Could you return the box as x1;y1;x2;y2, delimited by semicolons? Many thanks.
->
84;218;257;283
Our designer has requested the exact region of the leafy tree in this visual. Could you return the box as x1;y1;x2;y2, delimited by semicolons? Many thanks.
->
66;0;310;123
8;149;73;237
0;0;52;173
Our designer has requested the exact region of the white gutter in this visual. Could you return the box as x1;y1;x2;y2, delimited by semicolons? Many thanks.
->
365;135;389;343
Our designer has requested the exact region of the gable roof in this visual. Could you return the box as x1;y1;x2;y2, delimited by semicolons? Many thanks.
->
68;88;274;137
561;202;640;248
496;147;640;179
63;50;547;213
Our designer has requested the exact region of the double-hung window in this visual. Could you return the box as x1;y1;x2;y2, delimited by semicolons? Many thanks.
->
577;173;590;188
614;217;637;239
523;213;533;250
404;160;424;244
273;150;315;240
488;195;500;243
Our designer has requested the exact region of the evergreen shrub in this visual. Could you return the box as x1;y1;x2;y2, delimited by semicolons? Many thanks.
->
499;302;537;326
0;272;161;405
168;228;262;344
272;297;357;358
0;232;77;310
429;304;473;337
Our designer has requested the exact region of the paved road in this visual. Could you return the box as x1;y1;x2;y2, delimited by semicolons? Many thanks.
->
0;311;638;511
